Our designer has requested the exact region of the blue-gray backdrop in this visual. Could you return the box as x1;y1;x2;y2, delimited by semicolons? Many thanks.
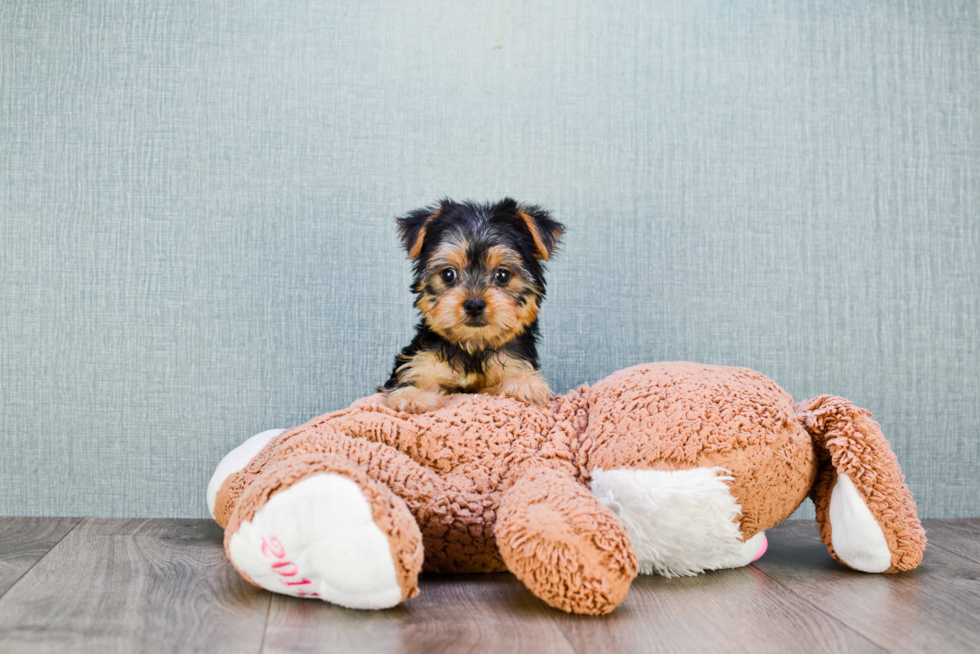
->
1;0;978;519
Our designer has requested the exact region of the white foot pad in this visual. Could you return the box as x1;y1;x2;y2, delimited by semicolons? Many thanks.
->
714;530;768;569
227;473;403;609
829;473;892;572
207;429;285;517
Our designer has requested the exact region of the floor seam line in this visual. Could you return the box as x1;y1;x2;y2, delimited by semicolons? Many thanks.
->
926;540;980;566
536;594;581;654
749;563;890;652
0;517;83;603
256;594;273;654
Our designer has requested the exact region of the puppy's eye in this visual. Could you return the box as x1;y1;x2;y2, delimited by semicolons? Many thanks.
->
440;268;458;285
493;269;513;285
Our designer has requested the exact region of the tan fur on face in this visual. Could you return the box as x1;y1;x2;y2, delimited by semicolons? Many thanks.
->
414;240;467;321
426;286;538;353
417;241;542;354
427;239;469;272
484;245;526;273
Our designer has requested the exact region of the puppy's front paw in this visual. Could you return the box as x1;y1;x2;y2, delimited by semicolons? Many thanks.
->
498;373;552;407
384;386;446;414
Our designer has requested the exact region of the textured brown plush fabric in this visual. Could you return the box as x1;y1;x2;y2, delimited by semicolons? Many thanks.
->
496;467;638;615
797;395;926;573
216;361;926;614
219;391;588;574
585;363;817;538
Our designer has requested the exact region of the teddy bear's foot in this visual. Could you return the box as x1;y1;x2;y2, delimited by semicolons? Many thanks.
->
798;395;926;573
224;454;423;609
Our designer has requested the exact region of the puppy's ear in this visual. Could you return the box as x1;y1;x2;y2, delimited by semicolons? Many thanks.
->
515;204;565;261
397;204;441;259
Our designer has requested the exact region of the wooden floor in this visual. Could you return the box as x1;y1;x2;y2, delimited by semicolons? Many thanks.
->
0;519;977;653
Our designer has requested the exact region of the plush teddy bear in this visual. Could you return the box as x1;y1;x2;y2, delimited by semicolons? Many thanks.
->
207;362;925;615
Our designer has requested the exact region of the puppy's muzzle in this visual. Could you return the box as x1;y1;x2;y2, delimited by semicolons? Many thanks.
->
463;297;487;318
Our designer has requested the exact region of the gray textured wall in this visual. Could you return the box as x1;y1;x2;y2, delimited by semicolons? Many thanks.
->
1;0;978;519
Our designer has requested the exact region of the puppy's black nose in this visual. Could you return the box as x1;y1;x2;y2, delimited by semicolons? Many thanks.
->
463;297;487;317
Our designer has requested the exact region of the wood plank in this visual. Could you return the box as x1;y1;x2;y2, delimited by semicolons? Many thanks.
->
753;520;980;654
0;518;269;654
262;573;575;654
0;517;80;597
921;518;980;564
2;518;977;653
548;563;882;654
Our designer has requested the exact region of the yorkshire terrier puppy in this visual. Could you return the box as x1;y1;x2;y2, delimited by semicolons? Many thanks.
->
382;198;565;414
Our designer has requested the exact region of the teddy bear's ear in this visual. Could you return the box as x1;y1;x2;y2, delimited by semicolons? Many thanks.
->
514;203;565;261
396;203;443;259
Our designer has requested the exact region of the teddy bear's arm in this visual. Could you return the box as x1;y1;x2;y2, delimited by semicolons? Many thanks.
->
209;408;429;530
211;414;460;610
224;451;424;609
495;466;638;615
797;395;926;573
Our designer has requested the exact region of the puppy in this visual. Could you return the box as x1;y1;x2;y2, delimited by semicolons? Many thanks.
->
382;198;565;413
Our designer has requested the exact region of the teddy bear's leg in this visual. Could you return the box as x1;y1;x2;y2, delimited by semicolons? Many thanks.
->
276;426;455;552
223;452;424;610
495;467;638;615
590;466;770;576
797;395;926;573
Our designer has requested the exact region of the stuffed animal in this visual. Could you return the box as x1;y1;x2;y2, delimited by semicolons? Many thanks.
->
207;362;925;615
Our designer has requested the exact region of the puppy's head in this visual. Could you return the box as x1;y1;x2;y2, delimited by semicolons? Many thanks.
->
397;198;565;352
